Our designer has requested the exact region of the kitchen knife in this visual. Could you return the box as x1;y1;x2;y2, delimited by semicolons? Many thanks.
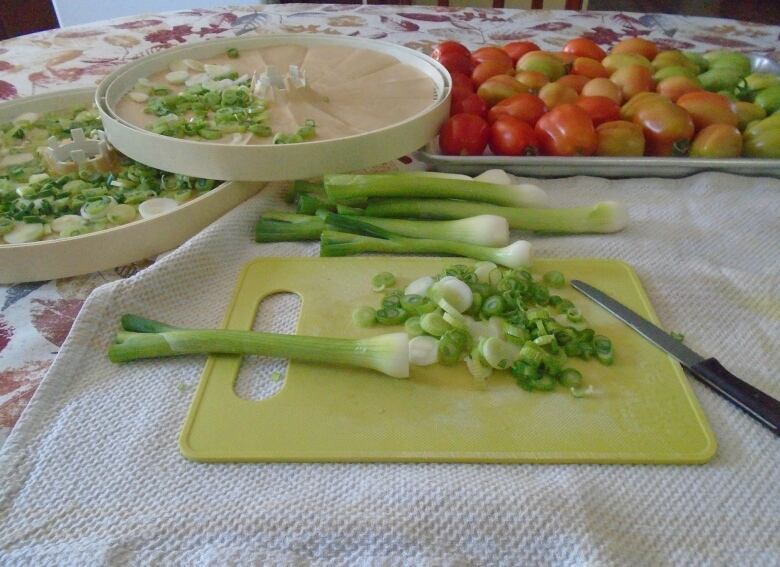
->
571;280;780;437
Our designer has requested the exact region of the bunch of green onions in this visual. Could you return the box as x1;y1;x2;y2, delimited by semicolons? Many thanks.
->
257;171;627;265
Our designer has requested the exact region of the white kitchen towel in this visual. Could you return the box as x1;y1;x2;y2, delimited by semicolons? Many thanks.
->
1;173;779;565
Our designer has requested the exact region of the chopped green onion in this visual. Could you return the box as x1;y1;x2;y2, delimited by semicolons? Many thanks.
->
670;331;685;342
226;48;240;59
542;270;565;288
371;271;396;292
408;335;438;366
531;374;556;391
400;294;436;315
375;307;407;326
404;316;423;337
593;335;614;365
566;307;583;323
481;295;505;317
420;311;450;337
558;368;583;388
352;306;376;328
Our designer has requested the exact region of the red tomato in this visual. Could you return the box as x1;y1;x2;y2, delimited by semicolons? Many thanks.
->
575;96;621;126
503;41;540;63
534;104;598;156
487;93;548;125
450;86;473;107
437;52;473;76
471;46;514;69
432;41;471;61
563;37;606;61
450;71;475;92
489;116;539;156
439;113;490;156
451;92;488;118
471;60;513;87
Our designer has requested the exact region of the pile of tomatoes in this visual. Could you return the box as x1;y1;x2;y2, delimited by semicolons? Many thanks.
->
433;38;780;159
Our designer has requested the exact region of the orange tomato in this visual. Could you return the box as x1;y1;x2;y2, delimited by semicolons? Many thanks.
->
689;124;742;157
514;70;549;92
610;65;653;100
656;76;702;102
571;57;609;79
556;74;590;94
581;78;623;104
552;51;577;66
503;41;540;63
539;82;579;108
602;53;652;74
576;95;621;126
675;91;738;130
477;74;529;106
471;60;513;87
611;37;658;61
632;100;695;156
563;37;607;61
620;92;667;120
487;93;548;125
596;120;646;156
471;46;514;69
535;103;598;156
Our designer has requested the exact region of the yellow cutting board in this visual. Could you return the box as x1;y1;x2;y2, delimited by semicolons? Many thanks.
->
180;257;716;464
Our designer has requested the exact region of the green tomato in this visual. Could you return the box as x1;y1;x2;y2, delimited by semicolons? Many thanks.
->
698;68;742;92
683;51;709;74
744;73;780;92
743;113;780;158
753;85;780;114
703;50;752;77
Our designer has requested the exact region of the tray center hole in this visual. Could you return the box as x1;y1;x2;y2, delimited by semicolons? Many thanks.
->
234;292;301;401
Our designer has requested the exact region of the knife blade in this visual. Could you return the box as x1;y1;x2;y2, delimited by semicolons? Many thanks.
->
571;280;780;437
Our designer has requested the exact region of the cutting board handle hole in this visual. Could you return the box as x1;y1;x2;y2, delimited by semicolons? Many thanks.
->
233;292;301;401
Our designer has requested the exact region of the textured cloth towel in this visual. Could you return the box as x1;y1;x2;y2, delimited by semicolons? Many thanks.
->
1;174;779;565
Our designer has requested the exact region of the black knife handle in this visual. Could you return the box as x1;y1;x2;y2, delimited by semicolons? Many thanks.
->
689;357;780;436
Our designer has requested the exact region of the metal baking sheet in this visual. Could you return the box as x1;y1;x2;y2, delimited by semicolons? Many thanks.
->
416;55;780;179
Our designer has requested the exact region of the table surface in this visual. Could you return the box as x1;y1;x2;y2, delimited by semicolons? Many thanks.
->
0;4;779;446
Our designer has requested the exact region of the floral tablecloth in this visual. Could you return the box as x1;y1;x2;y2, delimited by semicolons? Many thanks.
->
1;4;779;445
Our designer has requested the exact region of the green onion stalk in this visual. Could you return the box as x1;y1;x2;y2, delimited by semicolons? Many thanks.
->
108;314;410;378
320;230;531;269
362;199;629;234
255;211;510;246
324;172;549;208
